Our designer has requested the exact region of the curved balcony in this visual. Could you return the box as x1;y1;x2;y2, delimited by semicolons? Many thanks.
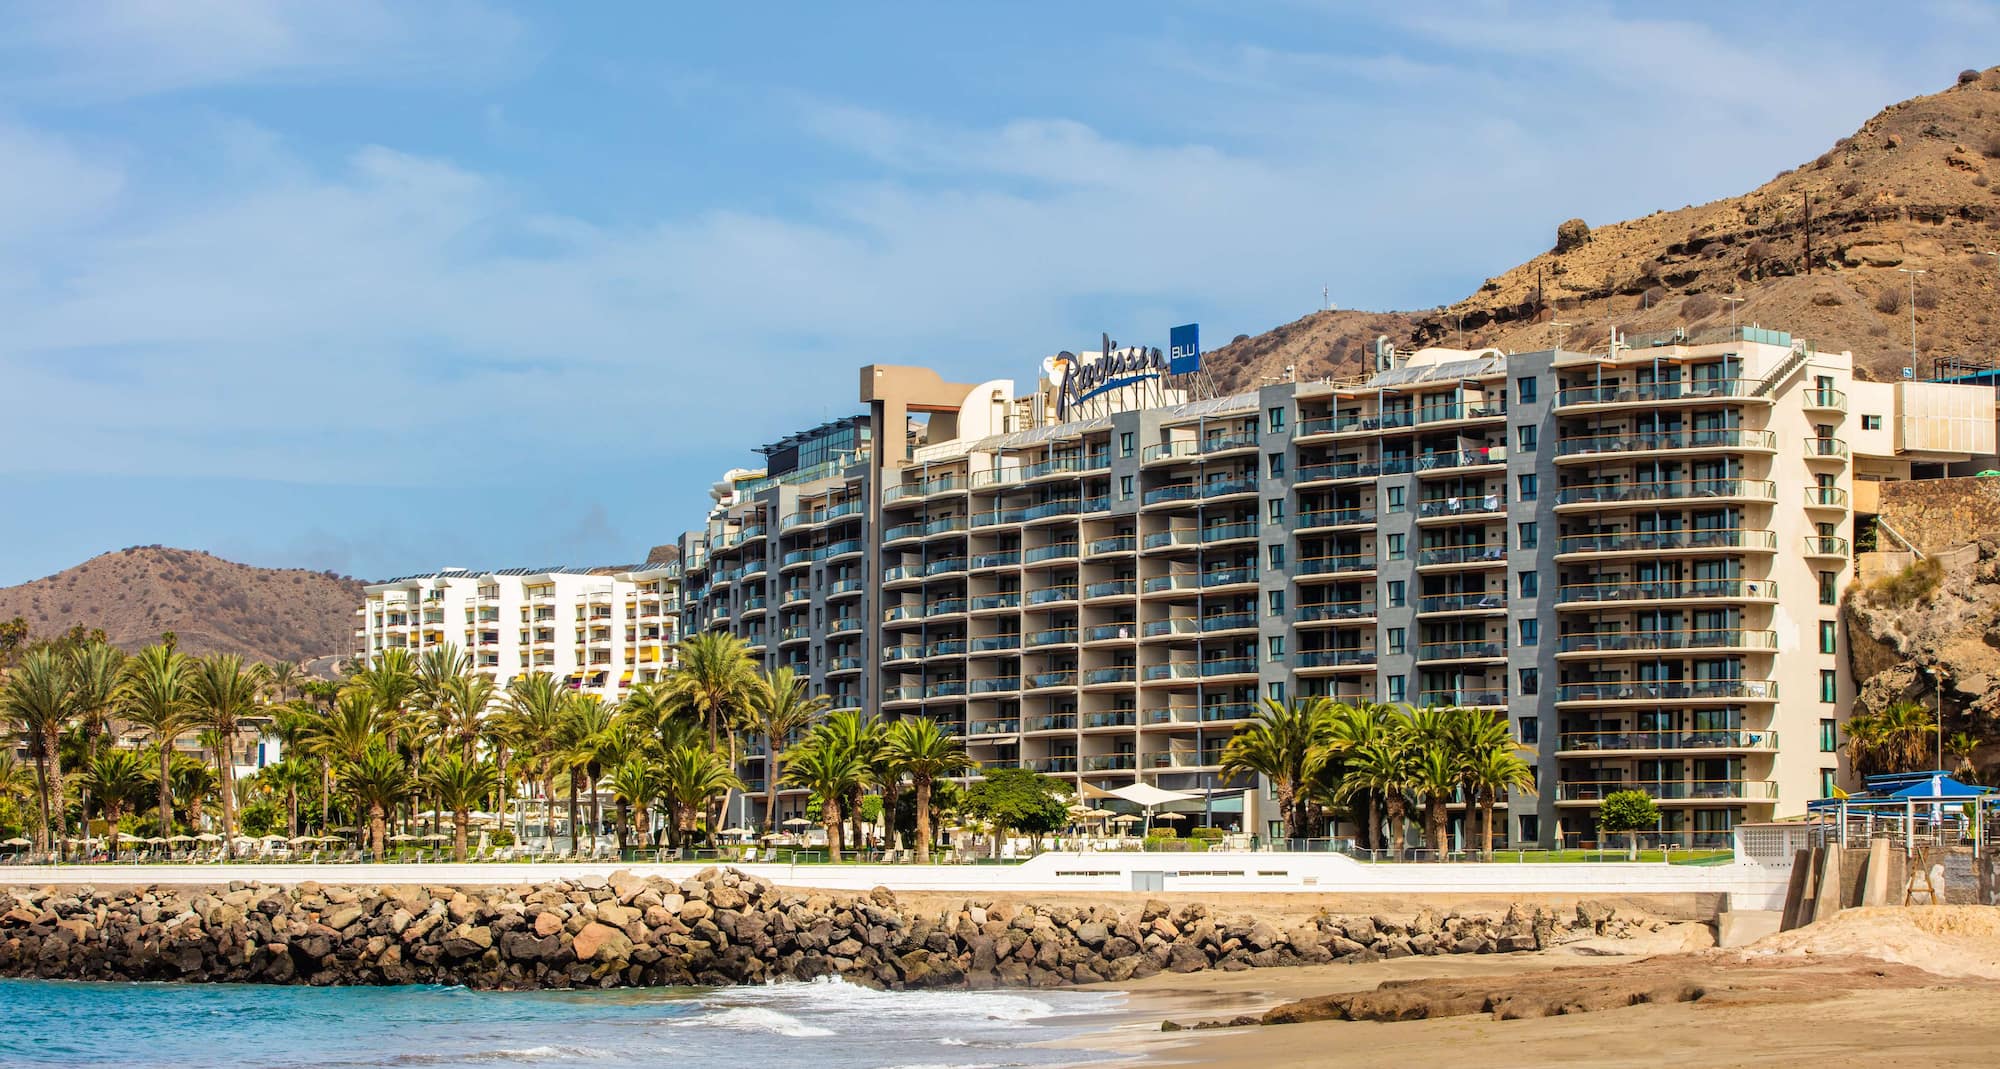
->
924;639;968;658
1804;437;1848;461
884;517;967;545
883;476;968;505
969;592;1022;613
970;550;1021;571
1083;579;1138;601
1022;541;1080;565
1142;433;1258;464
1083;666;1139;686
1088;535;1137;556
969;677;1020;696
1555;629;1777;657
1416;640;1506;663
826;578;865;601
1804;535;1850;557
880;643;923;664
1024;626;1078;648
1024;585;1079;608
968;634;1022;655
1554;479;1776;511
813;539;866;564
1083;710;1139;729
1295;506;1376;532
1804;486;1848;509
1553;428;1775;464
1554;378;1765;410
1555;730;1778;756
1553;779;1777;804
1802;388;1847;413
1555;578;1776;608
1554;679;1778;705
1084;622;1139;643
968;716;1020;734
1555;528;1777;559
1024;671;1077;691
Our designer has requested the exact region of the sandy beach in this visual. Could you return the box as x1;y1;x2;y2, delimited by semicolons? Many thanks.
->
1070;907;2000;1069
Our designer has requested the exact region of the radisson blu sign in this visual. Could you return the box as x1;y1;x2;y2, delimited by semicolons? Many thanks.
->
1055;325;1201;420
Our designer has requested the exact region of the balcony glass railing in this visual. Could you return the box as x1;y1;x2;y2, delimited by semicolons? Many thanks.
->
923;598;968;617
1557;730;1777;753
924;639;968;657
1554;779;1777;801
1416;543;1508;567
1085;710;1138;728
1201;612;1257;632
1555;378;1759;407
1804;437;1848;458
1554;428;1775;458
1025;627;1078;647
1554;479;1776;507
925;681;968;698
880;644;922;662
1026;756;1079;773
1416;641;1505;661
969;718;1019;734
1201;567;1258;587
970;551;1021;569
1088;535;1137;554
1556;629;1777;654
1143;703;1256;724
969;592;1022;611
1555;679;1778;702
1804;535;1850;556
1083;667;1138;685
1416;495;1507;519
1417;591;1507;613
1805;486;1849;508
1417;402;1507;424
1084;754;1138;771
1026;712;1077;729
1415;688;1507;707
1298;649;1376;668
1555;578;1777;604
1295;460;1381;483
1803;388;1847;411
1296;414;1373;436
1556;529;1777;555
969;634;1021;652
813;539;864;562
1084;580;1137;599
1296;600;1376;622
1025;586;1079;606
1023;542;1080;563
969;677;1020;694
1297;553;1376;576
1295;506;1376;529
1085;622;1137;641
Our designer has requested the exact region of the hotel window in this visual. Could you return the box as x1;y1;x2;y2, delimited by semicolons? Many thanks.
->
1518;667;1539;696
1268;590;1285;616
1819;769;1838;799
1267;636;1285;662
1387;580;1406;608
1819;620;1837;654
1267;681;1286;702
1517;570;1538;598
1820;719;1838;752
1518;814;1539;844
1387;486;1406;513
1268;452;1286;478
1517;473;1538;501
1519;618;1539;646
1268;545;1286;569
1820;670;1838;703
1862;415;1882;430
1267;406;1286;433
1387;533;1406;561
1120;475;1134;499
1387;627;1406;654
1386;675;1407;702
1517;521;1538;549
1267;498;1285;524
1517;376;1538;404
1119;431;1135;458
1517;716;1539;744
1818;571;1837;605
1516;425;1538;453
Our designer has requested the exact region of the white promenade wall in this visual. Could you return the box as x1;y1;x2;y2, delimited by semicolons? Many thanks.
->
1;851;1790;907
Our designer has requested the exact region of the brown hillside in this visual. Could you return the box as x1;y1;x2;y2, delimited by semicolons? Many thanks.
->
1210;67;2000;385
0;547;363;665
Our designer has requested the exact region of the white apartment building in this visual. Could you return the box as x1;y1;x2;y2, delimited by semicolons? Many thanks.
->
355;562;680;700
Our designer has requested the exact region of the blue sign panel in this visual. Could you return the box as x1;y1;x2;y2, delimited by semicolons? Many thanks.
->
1168;323;1200;374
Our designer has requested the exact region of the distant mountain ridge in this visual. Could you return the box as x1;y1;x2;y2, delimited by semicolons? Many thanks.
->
1204;66;2000;391
0;546;364;665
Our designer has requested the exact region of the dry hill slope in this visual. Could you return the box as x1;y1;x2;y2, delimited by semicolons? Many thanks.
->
0;547;363;664
1207;66;2000;389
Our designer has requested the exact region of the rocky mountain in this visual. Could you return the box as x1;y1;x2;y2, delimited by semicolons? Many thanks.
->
0;547;363;665
1207;66;2000;391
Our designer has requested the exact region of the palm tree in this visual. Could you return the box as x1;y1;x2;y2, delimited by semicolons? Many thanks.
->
66;643;127;830
1323;700;1389;848
341;743;411;858
1220;698;1335;840
781;736;864;863
435;673;498;762
1;648;74;855
187;653;263;857
742;667;827;834
423;754;498;862
1879;700;1939;773
558;694;617;853
606;759;665;850
168;754;218;830
809;709;882;852
658;745;742;852
1341;733;1415;859
117;644;197;838
1466;745;1536;857
882;717;973;863
265;661;304;704
664;632;759;752
1410;742;1463;856
1843;711;1887;778
82;748;148;858
499;673;568;845
415;645;472;712
0;753;34;829
1947;732;1980;784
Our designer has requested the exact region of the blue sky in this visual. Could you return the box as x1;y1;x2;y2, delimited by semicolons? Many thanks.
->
0;1;1991;585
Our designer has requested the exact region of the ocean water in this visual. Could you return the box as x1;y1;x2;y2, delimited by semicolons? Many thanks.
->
0;977;1129;1069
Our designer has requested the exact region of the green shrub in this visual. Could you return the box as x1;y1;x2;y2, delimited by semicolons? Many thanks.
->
1867;557;1944;607
1190;826;1226;842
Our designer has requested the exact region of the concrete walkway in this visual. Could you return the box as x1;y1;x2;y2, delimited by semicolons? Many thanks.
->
0;851;1794;905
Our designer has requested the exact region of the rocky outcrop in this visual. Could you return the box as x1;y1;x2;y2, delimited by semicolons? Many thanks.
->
0;870;1658;991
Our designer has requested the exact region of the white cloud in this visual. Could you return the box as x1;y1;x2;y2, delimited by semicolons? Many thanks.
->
2;0;528;98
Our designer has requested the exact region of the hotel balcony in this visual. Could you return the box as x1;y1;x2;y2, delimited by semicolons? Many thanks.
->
1555;529;1778;560
1088;534;1137;556
1296;553;1378;579
970;550;1022;571
827;578;865;601
1024;713;1078;733
1141;433;1259;466
1553;378;1767;410
1294;459;1380;487
1415;495;1508;523
1024;626;1077;648
1082;753;1139;772
1555;729;1779;756
1297;649;1378;672
969;591;1023;613
1803;437;1849;462
1553;479;1777;512
1083;621;1140;644
1414;687;1506;708
1553;779;1778;804
1803;535;1850;558
968;633;1021;655
1554;578;1777;608
1415;640;1506;664
1552;428;1776;465
884;517;967;545
1082;710;1139;730
1294;506;1376;533
1144;702;1255;725
1022;541;1080;565
969;716;1020;736
1804;486;1849;510
1295;599;1377;626
1142;521;1259;553
1553;679;1778;705
968;676;1020;695
1555;629;1778;658
1141;477;1256;509
883;475;969;505
1416;591;1507;615
1414;542;1507;570
1803;388;1847;413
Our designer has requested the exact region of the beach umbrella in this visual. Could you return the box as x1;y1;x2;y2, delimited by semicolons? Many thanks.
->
421;833;450;842
2;837;29;847
1154;812;1186;822
720;826;752;837
260;833;289;842
782;817;812;828
145;837;168;844
196;833;223;842
389;833;418;843
169;834;196;843
1085;808;1116;819
289;835;317;844
1110;814;1140;824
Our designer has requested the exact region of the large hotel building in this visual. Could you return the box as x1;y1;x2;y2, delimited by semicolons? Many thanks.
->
672;326;1990;848
355;563;682;700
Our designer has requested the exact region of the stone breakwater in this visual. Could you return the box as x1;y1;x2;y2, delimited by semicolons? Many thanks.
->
0;868;1657;991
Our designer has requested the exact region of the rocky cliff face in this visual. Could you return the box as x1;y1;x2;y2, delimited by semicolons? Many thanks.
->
1847;539;2000;776
0;869;1654;990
